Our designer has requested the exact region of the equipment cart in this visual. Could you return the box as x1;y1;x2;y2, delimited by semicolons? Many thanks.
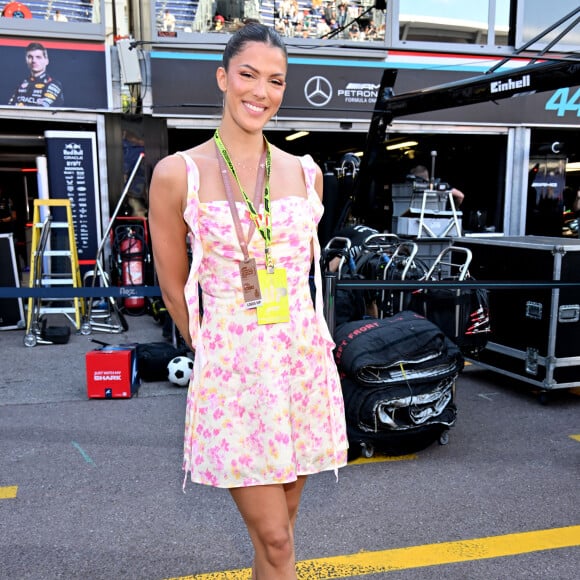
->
458;236;580;397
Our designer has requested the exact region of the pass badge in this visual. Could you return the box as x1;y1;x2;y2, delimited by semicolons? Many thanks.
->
256;268;290;325
239;258;262;308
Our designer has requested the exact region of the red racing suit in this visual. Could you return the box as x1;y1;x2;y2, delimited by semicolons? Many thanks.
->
8;71;64;107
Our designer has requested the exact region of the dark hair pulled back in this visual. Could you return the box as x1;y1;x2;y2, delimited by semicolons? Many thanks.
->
26;42;47;55
222;22;287;70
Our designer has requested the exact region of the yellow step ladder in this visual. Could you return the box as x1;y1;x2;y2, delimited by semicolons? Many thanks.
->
25;199;86;342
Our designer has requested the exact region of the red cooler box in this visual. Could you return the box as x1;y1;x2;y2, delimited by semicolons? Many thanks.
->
86;344;140;399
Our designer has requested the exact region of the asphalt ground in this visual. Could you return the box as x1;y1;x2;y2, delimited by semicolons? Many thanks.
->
1;312;580;580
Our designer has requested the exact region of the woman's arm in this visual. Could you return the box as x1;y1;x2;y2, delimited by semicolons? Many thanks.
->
313;162;324;202
148;155;193;350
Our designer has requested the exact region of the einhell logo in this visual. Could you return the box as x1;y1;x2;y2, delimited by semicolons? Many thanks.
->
490;74;531;94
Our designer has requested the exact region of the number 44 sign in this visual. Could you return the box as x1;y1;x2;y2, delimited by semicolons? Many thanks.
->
545;88;580;117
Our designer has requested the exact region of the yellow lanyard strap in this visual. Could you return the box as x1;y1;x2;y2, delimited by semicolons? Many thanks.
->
214;130;274;271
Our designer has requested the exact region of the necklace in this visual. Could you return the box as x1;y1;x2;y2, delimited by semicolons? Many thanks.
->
231;158;262;172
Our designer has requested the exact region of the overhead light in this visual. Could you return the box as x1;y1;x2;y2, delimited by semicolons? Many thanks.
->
285;131;309;142
386;140;418;151
566;162;580;172
353;151;364;157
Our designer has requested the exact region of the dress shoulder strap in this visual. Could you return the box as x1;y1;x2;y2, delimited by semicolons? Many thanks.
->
299;154;317;192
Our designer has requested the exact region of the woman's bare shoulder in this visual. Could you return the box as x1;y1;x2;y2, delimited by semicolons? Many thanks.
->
270;143;304;171
271;144;318;169
174;141;218;173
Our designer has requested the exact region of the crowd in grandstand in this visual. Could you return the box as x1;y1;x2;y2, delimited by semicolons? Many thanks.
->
0;0;384;41
272;0;383;40
155;0;385;41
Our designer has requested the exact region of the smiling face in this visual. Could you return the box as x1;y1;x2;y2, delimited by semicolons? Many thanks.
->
217;41;287;134
26;49;49;77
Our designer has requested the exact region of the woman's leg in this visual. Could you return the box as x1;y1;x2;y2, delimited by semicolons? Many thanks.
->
230;476;308;580
284;476;308;532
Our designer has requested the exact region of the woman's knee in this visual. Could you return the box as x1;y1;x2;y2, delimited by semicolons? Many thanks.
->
259;525;294;564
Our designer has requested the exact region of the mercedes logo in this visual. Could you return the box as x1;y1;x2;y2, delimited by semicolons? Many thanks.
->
304;76;332;107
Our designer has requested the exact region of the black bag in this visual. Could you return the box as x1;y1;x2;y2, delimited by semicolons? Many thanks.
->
136;342;190;382
40;320;71;345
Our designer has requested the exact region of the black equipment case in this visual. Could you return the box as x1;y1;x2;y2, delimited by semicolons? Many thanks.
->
458;236;580;392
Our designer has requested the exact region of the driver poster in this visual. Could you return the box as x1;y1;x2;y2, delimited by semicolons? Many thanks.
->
0;37;109;110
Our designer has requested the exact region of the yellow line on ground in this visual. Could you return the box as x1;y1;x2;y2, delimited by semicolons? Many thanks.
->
0;486;18;499
348;453;417;465
570;434;580;442
165;524;580;580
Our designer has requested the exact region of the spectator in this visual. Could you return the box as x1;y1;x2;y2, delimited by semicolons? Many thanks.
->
301;9;313;34
289;0;300;27
324;0;336;22
162;9;176;32
348;22;360;40
53;10;68;22
311;0;324;16
317;16;331;37
364;19;377;40
347;1;360;20
293;21;305;37
278;0;292;20
337;2;347;28
213;14;225;31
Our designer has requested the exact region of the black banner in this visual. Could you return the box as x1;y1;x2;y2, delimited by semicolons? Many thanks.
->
150;53;385;119
44;131;102;263
150;52;580;125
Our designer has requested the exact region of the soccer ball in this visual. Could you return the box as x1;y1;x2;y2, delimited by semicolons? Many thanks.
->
167;356;193;387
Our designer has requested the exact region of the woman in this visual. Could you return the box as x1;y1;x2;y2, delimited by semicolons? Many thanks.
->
148;23;348;578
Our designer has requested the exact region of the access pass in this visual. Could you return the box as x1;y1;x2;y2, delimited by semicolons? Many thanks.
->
256;268;290;325
239;258;262;308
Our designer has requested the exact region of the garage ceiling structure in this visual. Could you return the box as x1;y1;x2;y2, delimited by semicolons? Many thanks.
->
0;133;46;172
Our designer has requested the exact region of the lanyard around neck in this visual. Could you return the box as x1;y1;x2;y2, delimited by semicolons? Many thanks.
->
214;129;274;270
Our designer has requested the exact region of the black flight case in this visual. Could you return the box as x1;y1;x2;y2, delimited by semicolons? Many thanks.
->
457;236;580;395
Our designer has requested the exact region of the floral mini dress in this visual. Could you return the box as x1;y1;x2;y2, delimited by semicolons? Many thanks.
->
177;152;348;488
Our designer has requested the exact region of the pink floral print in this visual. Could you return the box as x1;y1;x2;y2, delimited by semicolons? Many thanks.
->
176;152;348;488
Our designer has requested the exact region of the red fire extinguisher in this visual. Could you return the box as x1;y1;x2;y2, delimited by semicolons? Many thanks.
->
120;228;145;310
